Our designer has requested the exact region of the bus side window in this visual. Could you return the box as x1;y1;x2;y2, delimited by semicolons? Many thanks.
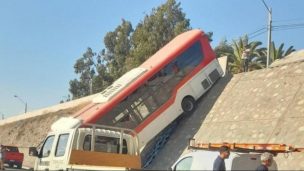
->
131;98;150;119
176;41;203;75
113;108;139;129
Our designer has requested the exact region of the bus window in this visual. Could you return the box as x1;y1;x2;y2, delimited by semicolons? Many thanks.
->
177;41;203;74
113;109;138;129
131;98;150;119
98;100;139;129
144;96;158;113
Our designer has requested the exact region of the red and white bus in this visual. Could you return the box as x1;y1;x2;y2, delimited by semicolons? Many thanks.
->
74;29;223;149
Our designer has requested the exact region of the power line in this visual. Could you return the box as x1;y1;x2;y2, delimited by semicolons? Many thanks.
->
248;27;267;36
273;18;304;23
273;26;304;32
249;30;268;40
240;20;304;40
272;23;304;31
273;23;304;28
248;23;304;39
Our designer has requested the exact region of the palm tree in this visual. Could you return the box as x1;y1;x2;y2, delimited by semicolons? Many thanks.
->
270;42;296;63
255;42;296;66
228;35;265;74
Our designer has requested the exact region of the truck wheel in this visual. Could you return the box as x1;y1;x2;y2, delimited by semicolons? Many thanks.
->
181;97;196;114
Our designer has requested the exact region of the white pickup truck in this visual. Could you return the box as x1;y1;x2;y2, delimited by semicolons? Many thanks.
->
29;117;141;171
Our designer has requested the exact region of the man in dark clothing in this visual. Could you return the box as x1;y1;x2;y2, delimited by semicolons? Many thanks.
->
213;145;230;171
256;152;273;171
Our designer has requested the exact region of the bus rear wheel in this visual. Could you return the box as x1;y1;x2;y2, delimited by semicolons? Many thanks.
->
181;97;196;114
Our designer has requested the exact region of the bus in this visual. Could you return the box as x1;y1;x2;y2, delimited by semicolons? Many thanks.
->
74;29;223;149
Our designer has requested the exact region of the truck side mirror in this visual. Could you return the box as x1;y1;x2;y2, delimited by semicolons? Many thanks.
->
29;147;38;157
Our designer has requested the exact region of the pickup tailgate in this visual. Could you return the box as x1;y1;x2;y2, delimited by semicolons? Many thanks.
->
4;151;24;163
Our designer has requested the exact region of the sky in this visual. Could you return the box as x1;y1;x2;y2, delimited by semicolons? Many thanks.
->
1;0;304;118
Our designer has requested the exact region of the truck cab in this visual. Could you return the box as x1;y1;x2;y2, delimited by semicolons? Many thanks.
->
29;117;141;170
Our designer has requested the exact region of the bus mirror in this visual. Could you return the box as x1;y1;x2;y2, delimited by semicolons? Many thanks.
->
29;147;38;157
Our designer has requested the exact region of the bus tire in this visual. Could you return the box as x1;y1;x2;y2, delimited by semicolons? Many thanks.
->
181;96;196;114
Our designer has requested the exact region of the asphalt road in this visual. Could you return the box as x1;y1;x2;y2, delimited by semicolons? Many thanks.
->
3;165;28;171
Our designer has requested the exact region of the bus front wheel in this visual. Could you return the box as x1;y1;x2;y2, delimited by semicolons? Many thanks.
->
181;97;196;114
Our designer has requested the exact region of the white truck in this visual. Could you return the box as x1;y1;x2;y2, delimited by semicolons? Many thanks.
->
29;117;141;170
171;150;277;170
171;139;304;170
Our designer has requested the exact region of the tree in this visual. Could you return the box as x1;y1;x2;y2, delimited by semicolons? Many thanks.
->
206;32;213;42
128;0;190;68
69;47;109;99
102;19;133;80
270;41;296;63
253;41;296;66
69;48;95;98
214;39;233;58
69;0;192;99
60;95;71;103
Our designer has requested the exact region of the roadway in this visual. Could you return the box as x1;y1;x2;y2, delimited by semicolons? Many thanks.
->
3;165;29;171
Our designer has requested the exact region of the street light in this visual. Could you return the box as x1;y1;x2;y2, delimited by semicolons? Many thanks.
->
261;0;272;68
14;95;27;113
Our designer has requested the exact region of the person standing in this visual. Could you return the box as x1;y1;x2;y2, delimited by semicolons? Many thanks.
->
242;49;250;72
213;145;230;171
256;152;273;171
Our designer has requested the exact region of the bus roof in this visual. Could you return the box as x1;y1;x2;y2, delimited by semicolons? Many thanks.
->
140;29;205;70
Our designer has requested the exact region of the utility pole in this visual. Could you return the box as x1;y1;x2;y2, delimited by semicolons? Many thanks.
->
262;0;272;68
89;78;93;95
